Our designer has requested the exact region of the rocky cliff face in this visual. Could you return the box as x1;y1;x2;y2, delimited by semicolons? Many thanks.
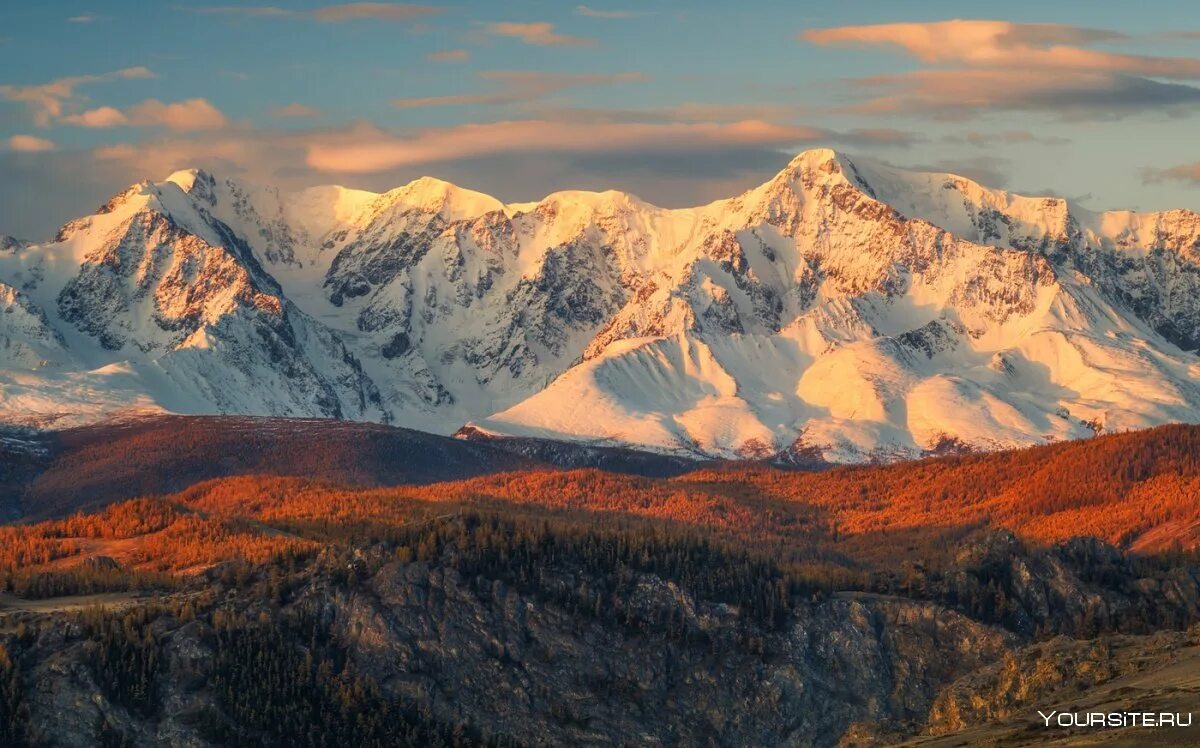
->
3;150;1200;460
7;530;1200;747
5;554;1016;747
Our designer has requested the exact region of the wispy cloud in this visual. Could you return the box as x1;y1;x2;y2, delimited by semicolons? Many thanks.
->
304;120;819;173
34;115;922;240
1143;161;1200;185
800;20;1200;118
393;70;644;109
67;14;106;23
425;49;470;62
943;130;1069;147
70;120;792;221
484;21;597;47
311;3;440;21
802;21;1136;69
575;5;643;19
0;67;156;127
188;3;441;23
6;134;56;152
845;69;1200;119
272;103;321;118
836;128;924;148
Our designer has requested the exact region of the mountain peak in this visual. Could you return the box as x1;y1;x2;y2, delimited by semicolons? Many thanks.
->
165;168;215;192
8;152;1200;464
769;147;859;192
0;234;27;252
163;168;220;208
785;147;844;169
378;176;505;221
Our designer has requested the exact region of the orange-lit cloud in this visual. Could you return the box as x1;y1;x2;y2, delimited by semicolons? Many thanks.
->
6;135;57;152
575;5;642;19
310;3;439;21
272;103;321;118
305;119;826;173
484;22;597;47
189;3;440;22
801;20;1200;117
62;99;229;131
1143;161;1200;185
0;67;155;127
127;99;228;131
425;49;471;62
61;105;129;128
803;21;1148;71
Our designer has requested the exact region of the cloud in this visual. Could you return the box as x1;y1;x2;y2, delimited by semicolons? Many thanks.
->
843;68;1200;119
425;49;470;62
310;3;440;22
0;126;775;239
67;14;105;23
79;117;822;190
1143;162;1200;185
835;127;924;148
660;102;798;123
61;105;129;128
484;22;596;47
575;5;642;19
393;70;644;109
800;20;1200;118
4;110;927;241
515;104;923;148
0;66;155;126
802;21;1138;69
189;3;440;22
60;99;228;131
6;134;56;152
305;119;830;173
127;99;228;131
944;130;1069;147
272;103;321;118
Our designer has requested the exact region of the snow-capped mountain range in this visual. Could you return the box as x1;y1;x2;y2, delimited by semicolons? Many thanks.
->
2;148;1200;462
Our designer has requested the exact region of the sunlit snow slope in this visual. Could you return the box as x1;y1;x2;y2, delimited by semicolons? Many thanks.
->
2;149;1199;462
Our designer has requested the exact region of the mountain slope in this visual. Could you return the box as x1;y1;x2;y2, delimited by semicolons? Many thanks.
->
0;414;705;521
2;149;1199;461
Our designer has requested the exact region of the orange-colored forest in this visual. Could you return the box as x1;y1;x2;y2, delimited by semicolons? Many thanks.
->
4;423;1199;587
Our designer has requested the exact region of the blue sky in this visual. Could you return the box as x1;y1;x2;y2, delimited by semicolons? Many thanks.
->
3;0;1200;238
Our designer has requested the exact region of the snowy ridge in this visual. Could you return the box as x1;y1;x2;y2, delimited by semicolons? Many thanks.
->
1;148;1199;461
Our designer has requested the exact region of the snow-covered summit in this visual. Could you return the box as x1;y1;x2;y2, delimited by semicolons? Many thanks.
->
2;149;1199;460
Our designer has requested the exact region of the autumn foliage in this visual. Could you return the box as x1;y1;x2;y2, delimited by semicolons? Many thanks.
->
3;424;1200;591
